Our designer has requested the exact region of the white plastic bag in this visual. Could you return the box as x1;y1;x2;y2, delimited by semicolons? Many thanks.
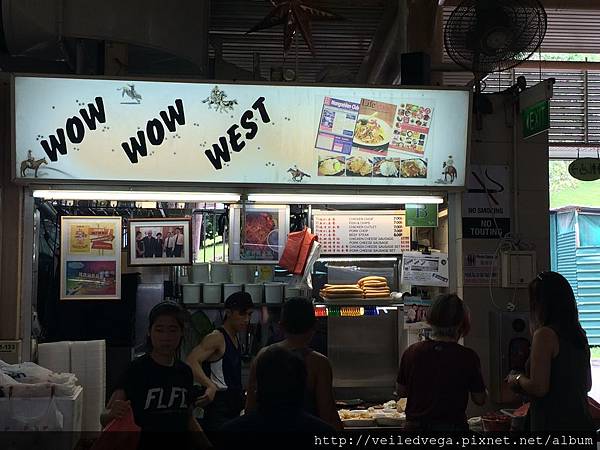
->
0;360;78;397
1;394;64;431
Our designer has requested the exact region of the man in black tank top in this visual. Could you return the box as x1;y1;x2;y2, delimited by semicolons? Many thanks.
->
186;292;254;432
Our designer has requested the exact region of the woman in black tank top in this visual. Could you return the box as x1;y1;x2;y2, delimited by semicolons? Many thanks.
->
507;272;594;431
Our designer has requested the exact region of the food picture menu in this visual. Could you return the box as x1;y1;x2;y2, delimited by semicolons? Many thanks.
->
390;103;433;156
352;98;396;155
313;211;411;255
315;96;435;182
315;97;360;155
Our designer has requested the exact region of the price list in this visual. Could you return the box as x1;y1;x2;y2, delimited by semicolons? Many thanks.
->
314;213;411;255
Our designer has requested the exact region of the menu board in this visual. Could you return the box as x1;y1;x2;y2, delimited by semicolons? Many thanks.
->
313;211;411;255
316;97;435;182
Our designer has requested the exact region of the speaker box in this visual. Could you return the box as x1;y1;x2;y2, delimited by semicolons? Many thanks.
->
401;52;431;86
489;312;531;403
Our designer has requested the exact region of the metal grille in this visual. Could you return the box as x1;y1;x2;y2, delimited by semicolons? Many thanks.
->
441;5;600;155
576;246;600;345
557;230;579;296
484;68;600;150
208;0;384;82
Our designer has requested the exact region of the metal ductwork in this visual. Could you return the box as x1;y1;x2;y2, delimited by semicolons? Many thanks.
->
2;0;209;73
356;0;408;85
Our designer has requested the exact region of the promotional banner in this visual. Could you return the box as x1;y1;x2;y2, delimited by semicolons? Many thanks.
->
14;76;470;187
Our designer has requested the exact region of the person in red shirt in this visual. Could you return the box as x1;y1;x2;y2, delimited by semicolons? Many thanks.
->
397;294;487;431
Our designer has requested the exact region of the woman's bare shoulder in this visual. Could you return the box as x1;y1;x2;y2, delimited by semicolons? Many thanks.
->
534;326;558;340
307;350;332;369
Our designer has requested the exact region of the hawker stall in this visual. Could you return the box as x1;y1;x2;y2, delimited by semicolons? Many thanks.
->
11;74;470;431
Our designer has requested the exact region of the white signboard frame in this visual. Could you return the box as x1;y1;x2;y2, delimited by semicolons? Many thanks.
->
12;75;471;189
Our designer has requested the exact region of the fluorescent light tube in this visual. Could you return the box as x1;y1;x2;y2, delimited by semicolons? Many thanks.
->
247;194;444;204
32;190;241;203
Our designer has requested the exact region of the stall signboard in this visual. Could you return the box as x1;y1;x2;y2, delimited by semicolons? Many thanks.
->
313;210;411;255
14;76;470;188
401;251;449;287
405;204;438;227
462;165;511;239
60;216;122;300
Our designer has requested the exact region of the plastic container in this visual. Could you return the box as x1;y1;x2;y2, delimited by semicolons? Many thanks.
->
285;286;304;299
265;282;284;304
482;413;511;432
203;283;222;304
223;283;243;301
244;283;264;304
190;263;210;283
210;262;230;283
230;265;250;284
182;283;201;304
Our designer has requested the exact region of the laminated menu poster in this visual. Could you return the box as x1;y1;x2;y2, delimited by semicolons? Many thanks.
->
390;103;434;156
401;251;449;287
314;97;439;183
352;98;396;155
315;97;360;155
313;211;411;255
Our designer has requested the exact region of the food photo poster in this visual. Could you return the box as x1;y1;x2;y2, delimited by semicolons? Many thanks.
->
60;216;122;300
229;205;290;264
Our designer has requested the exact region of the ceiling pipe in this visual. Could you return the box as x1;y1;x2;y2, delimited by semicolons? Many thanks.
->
2;0;210;74
356;0;408;85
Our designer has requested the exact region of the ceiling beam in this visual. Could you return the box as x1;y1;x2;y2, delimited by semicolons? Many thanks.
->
442;0;600;9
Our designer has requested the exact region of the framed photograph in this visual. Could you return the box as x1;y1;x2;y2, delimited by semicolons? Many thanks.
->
229;205;290;264
60;216;122;300
128;217;192;266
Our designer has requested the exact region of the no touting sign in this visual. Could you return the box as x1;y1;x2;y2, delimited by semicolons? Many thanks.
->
462;165;511;239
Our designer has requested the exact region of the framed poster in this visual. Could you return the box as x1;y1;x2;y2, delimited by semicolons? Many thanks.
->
128;218;192;266
229;205;290;264
60;216;122;300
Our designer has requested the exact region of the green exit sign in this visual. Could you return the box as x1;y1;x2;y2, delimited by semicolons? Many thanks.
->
522;100;550;139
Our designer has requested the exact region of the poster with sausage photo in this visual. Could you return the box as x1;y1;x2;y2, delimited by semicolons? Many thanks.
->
60;216;122;300
66;219;119;257
229;205;290;264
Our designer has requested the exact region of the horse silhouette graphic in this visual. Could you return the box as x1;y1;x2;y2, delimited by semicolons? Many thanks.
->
117;84;142;104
